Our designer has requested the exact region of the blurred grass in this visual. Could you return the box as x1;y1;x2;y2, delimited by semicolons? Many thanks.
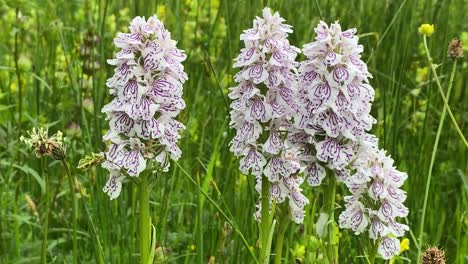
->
0;0;467;263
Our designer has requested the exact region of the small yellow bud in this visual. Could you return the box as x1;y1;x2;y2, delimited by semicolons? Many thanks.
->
419;24;435;37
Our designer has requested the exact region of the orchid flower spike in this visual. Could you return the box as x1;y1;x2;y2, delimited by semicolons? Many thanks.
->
101;15;187;199
229;7;308;223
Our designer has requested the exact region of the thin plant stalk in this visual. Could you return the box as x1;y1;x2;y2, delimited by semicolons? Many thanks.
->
197;174;204;264
422;36;467;147
14;198;20;257
416;55;458;262
14;8;23;132
62;160;78;264
40;159;50;264
139;174;151;264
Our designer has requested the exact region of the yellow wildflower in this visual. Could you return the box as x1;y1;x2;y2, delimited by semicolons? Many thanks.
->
399;238;410;253
389;238;410;263
419;24;435;37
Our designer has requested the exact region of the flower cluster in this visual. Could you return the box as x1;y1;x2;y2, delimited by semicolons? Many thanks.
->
102;16;187;199
20;127;65;160
292;21;409;260
338;146;409;260
294;21;376;186
228;8;308;223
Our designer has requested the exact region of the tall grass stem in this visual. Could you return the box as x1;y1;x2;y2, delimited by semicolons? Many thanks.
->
40;159;50;264
422;36;467;147
416;52;458;263
62;160;78;264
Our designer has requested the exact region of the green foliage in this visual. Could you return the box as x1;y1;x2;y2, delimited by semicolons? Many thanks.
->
0;0;466;263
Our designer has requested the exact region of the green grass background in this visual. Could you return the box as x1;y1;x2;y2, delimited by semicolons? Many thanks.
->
0;0;466;263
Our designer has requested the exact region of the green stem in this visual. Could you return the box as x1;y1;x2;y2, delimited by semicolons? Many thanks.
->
367;239;379;264
41;159;49;264
274;210;289;264
62;160;78;264
139;174;151;264
14;8;23;132
259;175;271;264
422;36;467;147
14;197;20;257
274;232;285;264
326;176;337;264
197;174;204;263
416;51;458;263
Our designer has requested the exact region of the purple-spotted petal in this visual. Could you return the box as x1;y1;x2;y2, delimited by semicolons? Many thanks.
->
377;237;400;260
103;170;124;200
305;162;326;186
239;148;267;177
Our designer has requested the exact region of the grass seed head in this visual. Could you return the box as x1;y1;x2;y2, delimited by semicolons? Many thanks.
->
24;194;39;221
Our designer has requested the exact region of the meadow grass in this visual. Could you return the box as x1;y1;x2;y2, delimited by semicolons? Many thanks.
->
0;0;466;263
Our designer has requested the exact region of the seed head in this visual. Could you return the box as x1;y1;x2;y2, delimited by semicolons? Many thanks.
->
422;246;446;264
419;24;435;37
24;194;39;221
447;38;463;60
20;128;66;160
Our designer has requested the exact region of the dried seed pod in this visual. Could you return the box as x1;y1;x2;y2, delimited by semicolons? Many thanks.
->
447;38;464;60
422;246;446;264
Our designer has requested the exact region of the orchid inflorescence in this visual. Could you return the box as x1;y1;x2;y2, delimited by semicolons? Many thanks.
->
228;8;309;224
101;15;187;199
294;21;376;183
229;9;409;260
339;145;409;259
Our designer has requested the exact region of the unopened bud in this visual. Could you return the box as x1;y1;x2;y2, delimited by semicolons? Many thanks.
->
77;152;105;170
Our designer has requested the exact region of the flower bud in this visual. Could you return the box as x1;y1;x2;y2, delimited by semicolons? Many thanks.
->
77;152;105;170
52;146;66;160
